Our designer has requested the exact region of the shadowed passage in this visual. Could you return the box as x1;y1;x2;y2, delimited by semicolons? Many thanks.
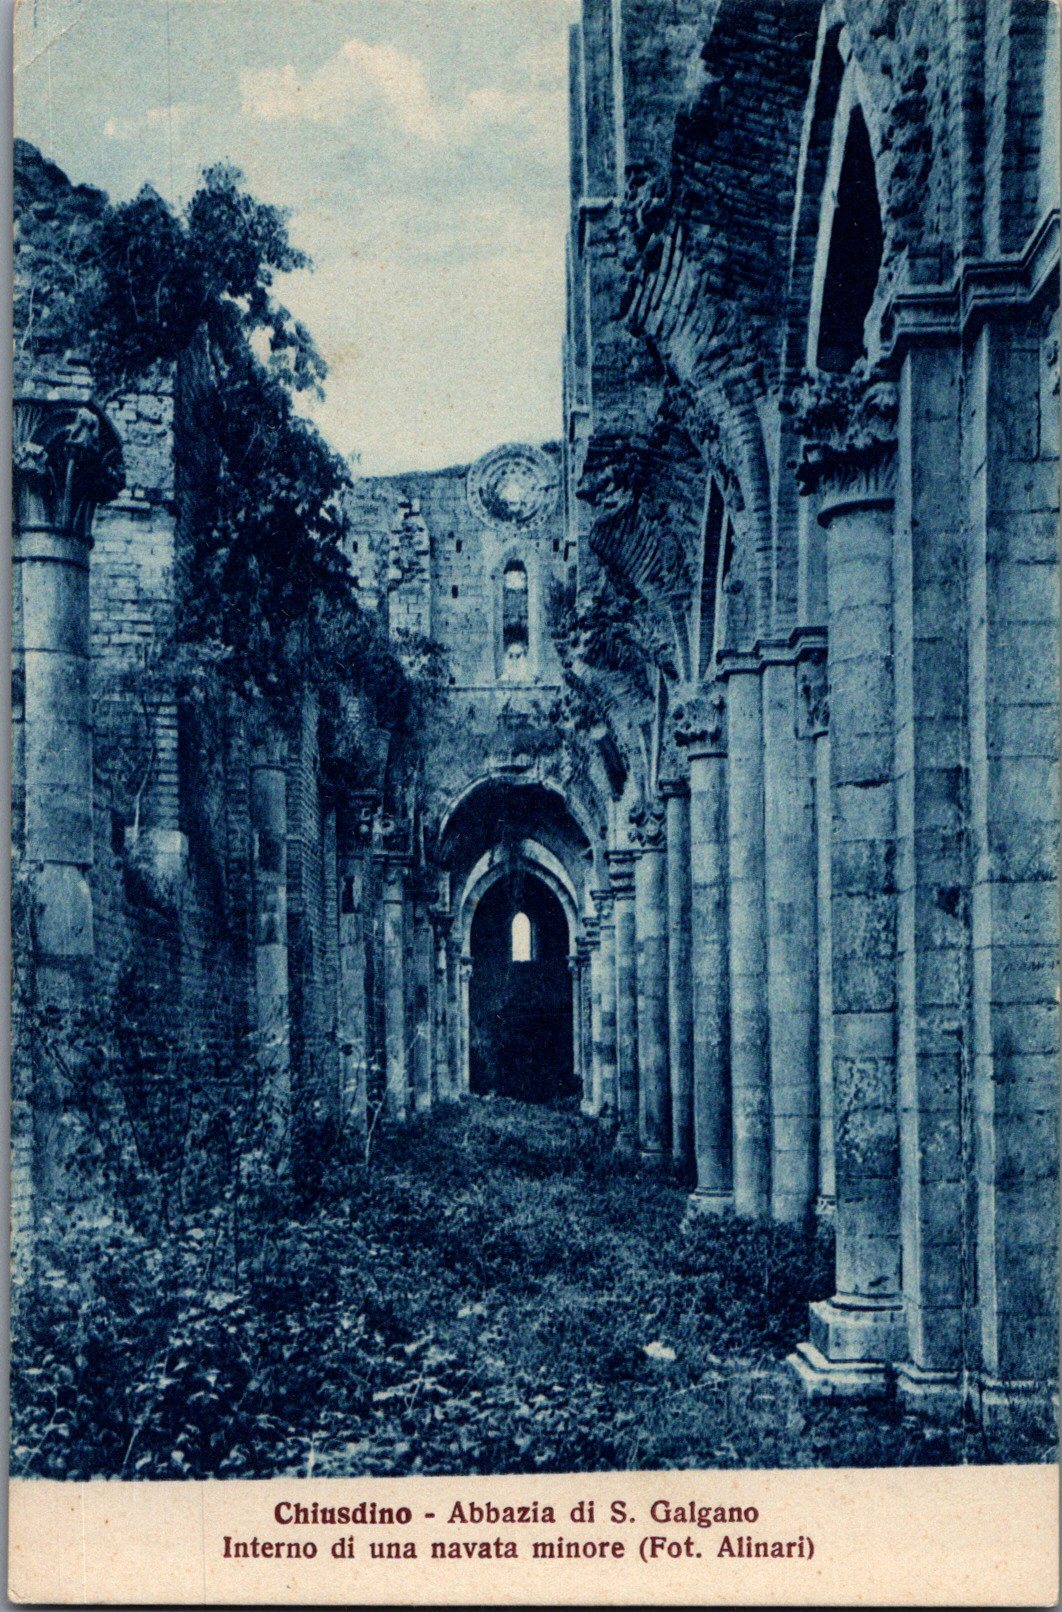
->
468;872;575;1103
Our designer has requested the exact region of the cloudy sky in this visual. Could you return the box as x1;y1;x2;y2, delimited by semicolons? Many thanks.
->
14;0;577;473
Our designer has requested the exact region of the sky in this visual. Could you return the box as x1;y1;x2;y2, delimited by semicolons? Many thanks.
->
14;0;578;474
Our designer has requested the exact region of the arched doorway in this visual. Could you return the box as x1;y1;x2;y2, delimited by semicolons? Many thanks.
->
467;870;575;1103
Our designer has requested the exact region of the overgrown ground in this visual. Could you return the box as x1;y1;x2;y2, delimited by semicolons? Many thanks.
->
12;1100;1055;1478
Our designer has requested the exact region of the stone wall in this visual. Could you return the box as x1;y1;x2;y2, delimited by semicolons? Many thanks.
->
563;0;1060;1421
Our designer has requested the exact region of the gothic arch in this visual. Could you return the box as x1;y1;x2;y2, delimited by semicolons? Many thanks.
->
435;772;598;866
782;13;889;381
773;14;890;625
805;70;886;374
455;840;581;959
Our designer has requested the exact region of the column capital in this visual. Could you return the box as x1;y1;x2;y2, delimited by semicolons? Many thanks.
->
248;719;288;772
658;775;689;801
377;851;412;897
14;392;125;542
788;370;898;504
673;687;727;758
629;798;666;850
583;912;601;946
590;885;615;920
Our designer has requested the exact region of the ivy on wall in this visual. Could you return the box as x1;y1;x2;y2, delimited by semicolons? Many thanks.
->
14;140;442;777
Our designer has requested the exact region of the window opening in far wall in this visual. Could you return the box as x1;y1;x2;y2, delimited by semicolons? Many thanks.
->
502;560;530;679
511;910;533;962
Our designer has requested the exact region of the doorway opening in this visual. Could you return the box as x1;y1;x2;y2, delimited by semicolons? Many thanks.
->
468;871;575;1103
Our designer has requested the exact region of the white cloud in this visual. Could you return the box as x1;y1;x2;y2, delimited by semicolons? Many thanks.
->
241;39;446;142
240;33;566;161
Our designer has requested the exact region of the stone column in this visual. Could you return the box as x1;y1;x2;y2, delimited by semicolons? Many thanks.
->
591;888;618;1122
722;658;771;1219
762;643;821;1223
380;856;411;1123
607;849;639;1154
892;343;969;1408
13;392;124;1207
791;441;907;1396
430;908;453;1103
458;956;473;1096
410;883;434;1115
676;690;732;1213
632;803;670;1169
965;310;1058;1419
573;931;592;1112
798;658;834;1215
337;808;372;1150
445;935;465;1099
661;777;694;1179
249;722;292;1167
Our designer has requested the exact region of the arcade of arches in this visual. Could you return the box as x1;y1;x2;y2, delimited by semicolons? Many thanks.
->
12;0;1059;1429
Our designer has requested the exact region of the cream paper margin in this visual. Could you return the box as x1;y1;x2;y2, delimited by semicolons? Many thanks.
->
7;1465;1060;1605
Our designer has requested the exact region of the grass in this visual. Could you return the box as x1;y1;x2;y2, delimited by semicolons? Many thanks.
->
12;1098;1055;1478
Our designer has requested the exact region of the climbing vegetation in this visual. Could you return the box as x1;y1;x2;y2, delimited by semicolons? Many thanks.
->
14;139;444;764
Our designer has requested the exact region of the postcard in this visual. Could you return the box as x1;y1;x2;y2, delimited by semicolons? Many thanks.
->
9;0;1060;1603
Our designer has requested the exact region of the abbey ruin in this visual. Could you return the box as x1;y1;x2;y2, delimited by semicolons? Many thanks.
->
13;0;1060;1431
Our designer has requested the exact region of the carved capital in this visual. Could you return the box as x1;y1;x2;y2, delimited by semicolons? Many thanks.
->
590;886;615;922
672;687;726;756
629;799;666;849
14;396;124;541
788;370;898;498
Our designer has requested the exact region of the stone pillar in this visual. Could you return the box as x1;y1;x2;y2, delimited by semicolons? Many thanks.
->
13;392;124;1207
249;722;292;1166
410;884;434;1115
607;849;639;1153
676;690;732;1213
445;935;465;1099
791;444;907;1396
798;658;834;1215
591;888;618;1122
573;930;593;1112
632;803;670;1168
380;856;411;1123
762;645;821;1223
337;814;371;1150
458;956;473;1096
430;908;453;1102
660;778;694;1178
892;343;970;1408
722;659;771;1219
966;309;1059;1418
